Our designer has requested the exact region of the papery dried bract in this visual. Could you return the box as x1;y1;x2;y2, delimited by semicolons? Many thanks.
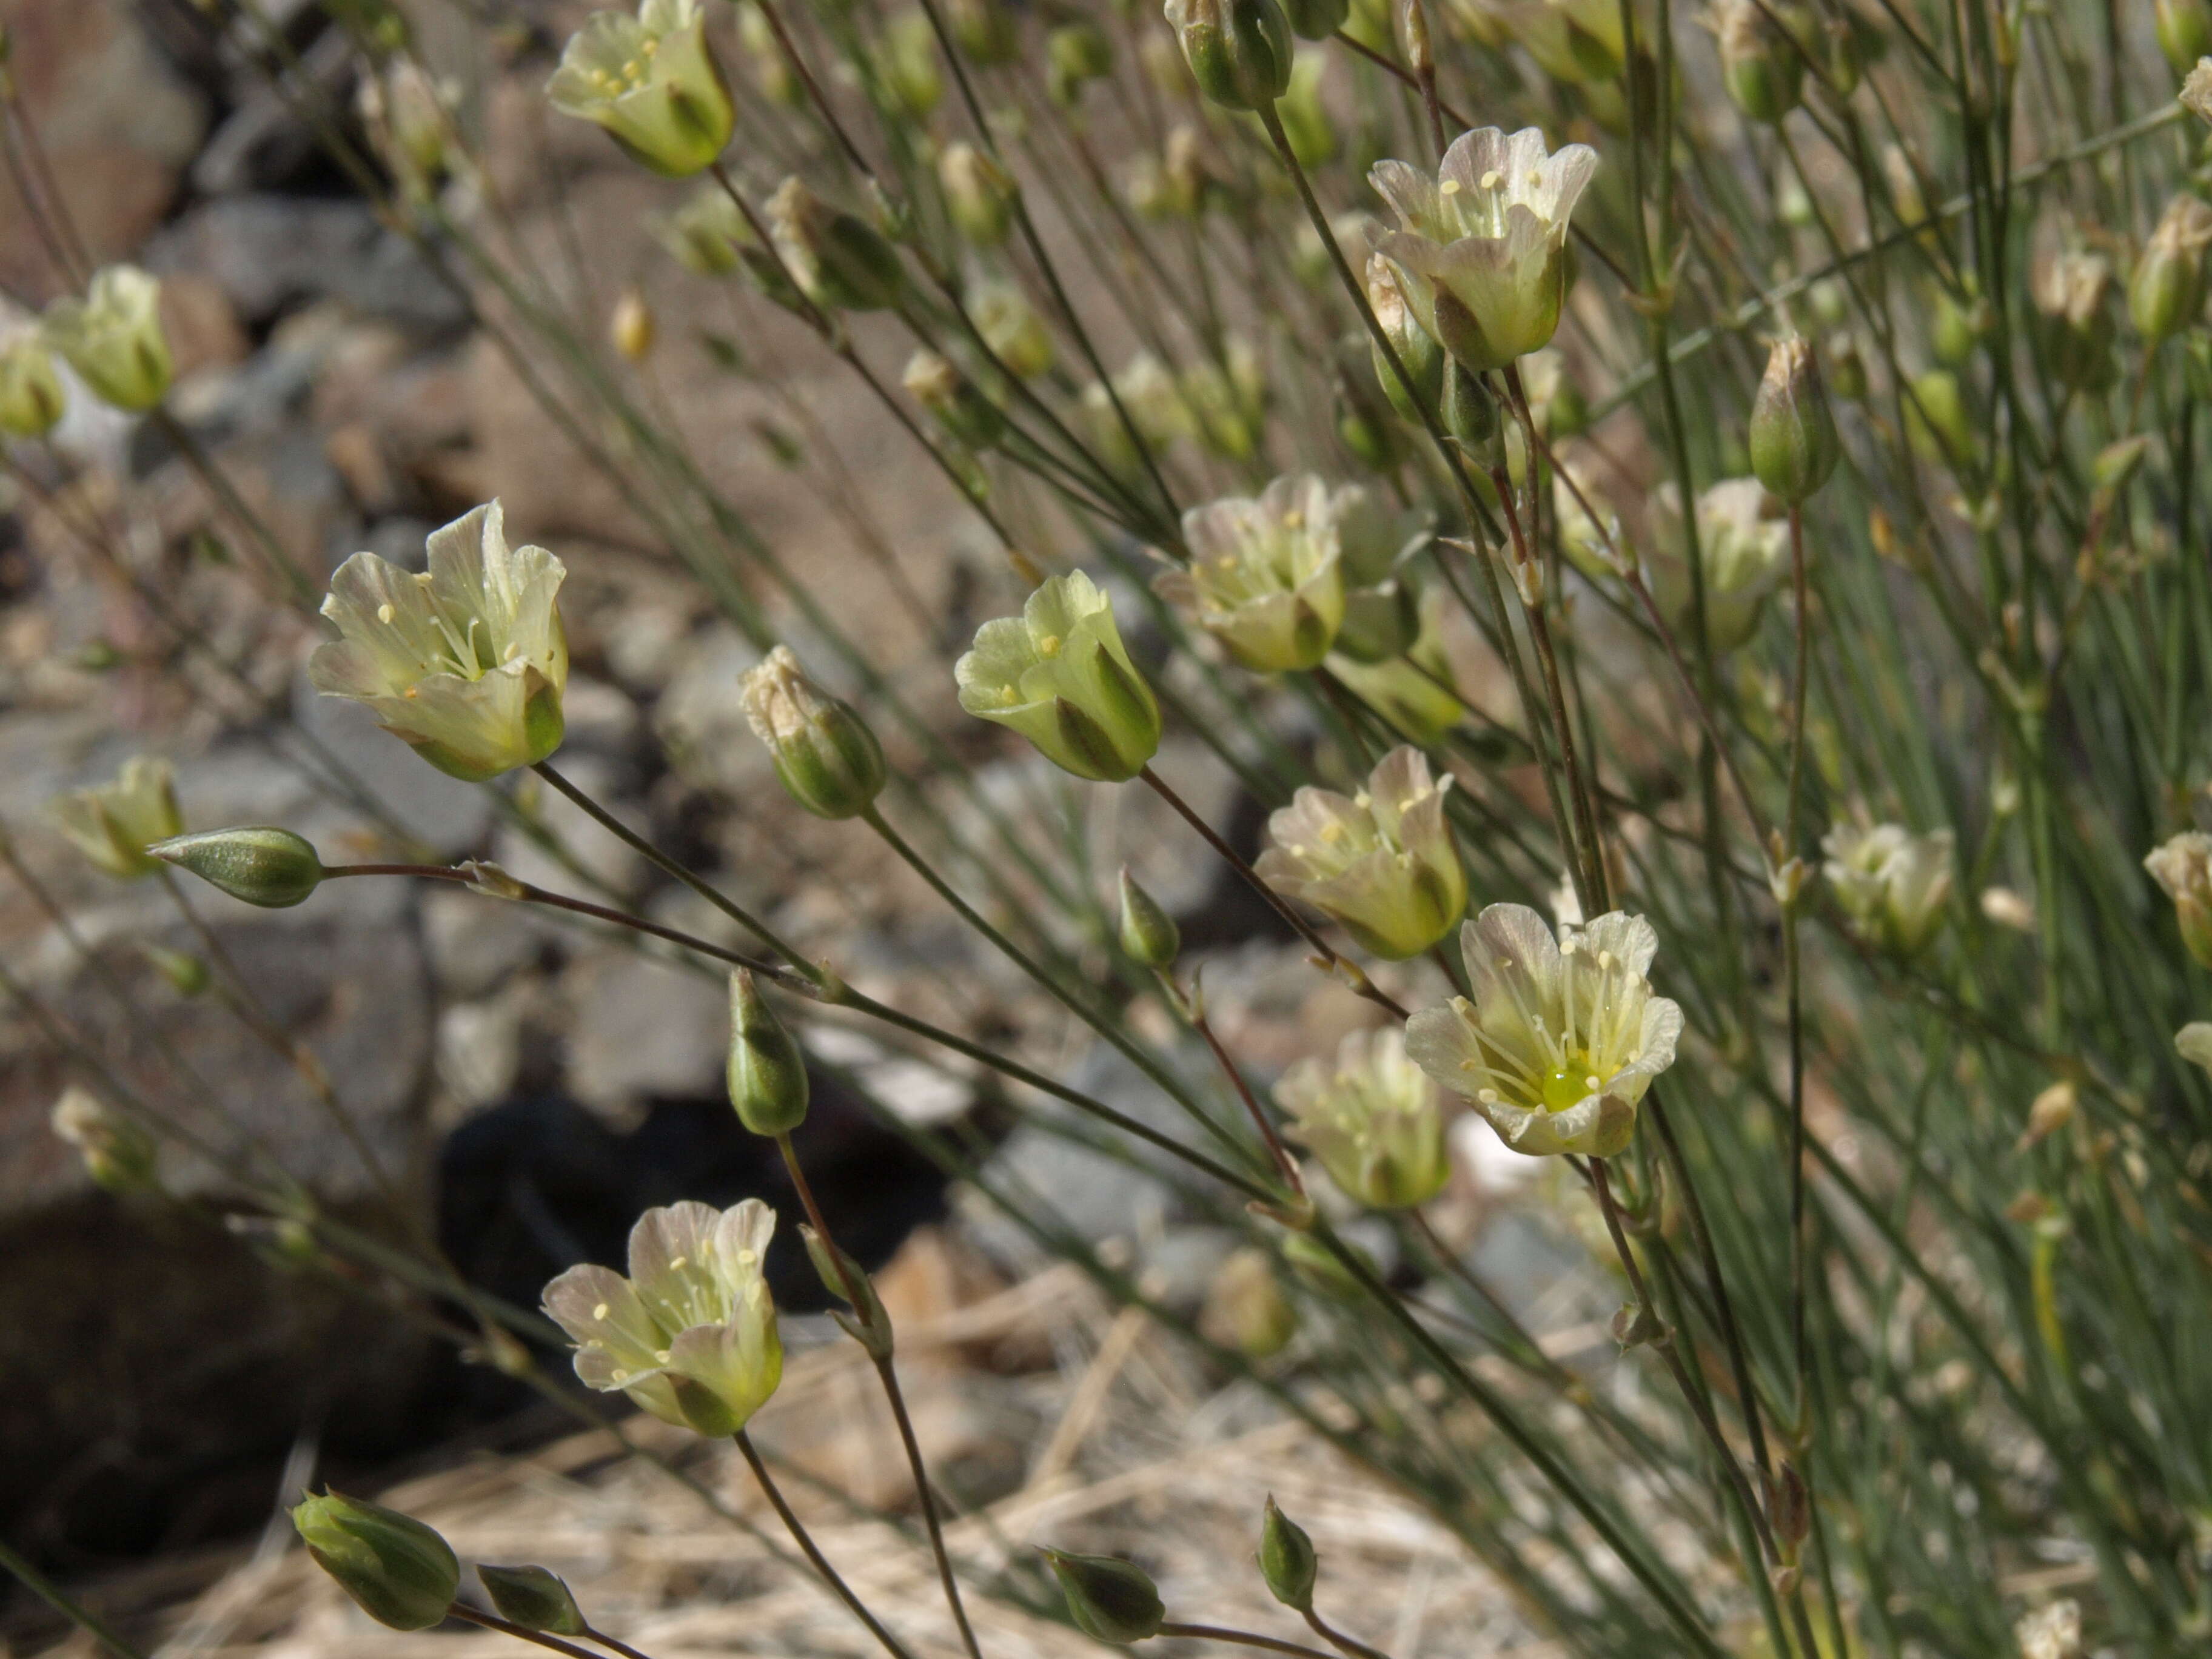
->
542;1198;785;1436
1254;745;1466;958
1406;903;1683;1158
309;503;569;782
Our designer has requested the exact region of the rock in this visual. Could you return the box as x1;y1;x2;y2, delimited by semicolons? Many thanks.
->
0;0;208;298
490;754;645;896
289;663;497;857
145;195;466;332
561;946;727;1127
159;273;252;381
189;27;352;197
438;995;525;1115
423;886;545;999
652;623;766;794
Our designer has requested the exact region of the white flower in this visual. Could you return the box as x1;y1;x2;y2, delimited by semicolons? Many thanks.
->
1823;821;1954;957
955;571;1162;782
1649;478;1791;653
1157;474;1349;672
1275;1026;1452;1208
1370;126;1598;373
50;756;184;881
547;0;735;178
1255;745;1466;959
542;1199;784;1436
42;265;173;414
1406;903;1684;1158
308;503;569;782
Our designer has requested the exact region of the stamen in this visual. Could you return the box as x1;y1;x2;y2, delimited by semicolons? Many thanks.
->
1480;169;1503;190
592;1301;609;1320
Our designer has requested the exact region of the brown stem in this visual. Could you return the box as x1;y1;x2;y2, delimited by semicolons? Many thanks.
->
733;1431;919;1659
1301;1609;1393;1659
1156;1623;1339;1659
446;1604;615;1659
1178;971;1307;1196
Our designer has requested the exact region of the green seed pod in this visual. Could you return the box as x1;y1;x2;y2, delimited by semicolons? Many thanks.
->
1748;336;1839;504
1117;866;1181;968
726;970;810;1138
1439;358;1499;456
1163;0;1293;111
292;1492;459;1632
1042;1549;1165;1644
149;827;324;909
2130;194;2212;343
1256;1496;1317;1611
475;1565;585;1636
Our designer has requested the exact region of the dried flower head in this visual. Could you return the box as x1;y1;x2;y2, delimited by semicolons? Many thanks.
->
547;0;734;177
543;1198;784;1436
955;571;1162;782
1406;903;1684;1158
1158;474;1349;672
1275;1025;1452;1208
309;503;569;782
50;756;184;881
1255;745;1466;959
740;645;886;819
1822;820;1955;957
42;265;173;414
2185;58;2212;124
1370;126;1598;373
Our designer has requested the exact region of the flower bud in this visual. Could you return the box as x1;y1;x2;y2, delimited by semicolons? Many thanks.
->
149;827;325;908
948;0;1019;64
43;266;173;414
2130;194;2212;343
50;1087;159;1193
802;1224;894;1358
2187;59;2212;126
767;177;905;312
292;1491;459;1631
939;142;1017;248
140;943;211;997
475;1566;585;1636
2146;832;2212;968
1047;22;1114;104
1162;0;1294;111
973;281;1054;379
1714;0;1805;124
1748;336;1838;504
740;644;888;818
2159;0;2212;75
1042;1550;1164;1644
0;335;65;437
1439;358;1499;455
611;284;656;361
1256;1496;1317;1611
727;969;810;1137
1366;255;1441;424
904;349;1006;451
1117;866;1181;968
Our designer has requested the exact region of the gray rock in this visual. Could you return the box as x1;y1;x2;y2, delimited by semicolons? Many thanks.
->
561;945;726;1126
147;194;465;331
422;886;545;998
289;665;496;857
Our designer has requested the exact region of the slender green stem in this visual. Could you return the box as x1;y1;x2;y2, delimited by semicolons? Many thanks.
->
578;1626;660;1659
1301;1609;1393;1659
1783;506;1813;1432
1155;1624;1338;1659
0;1536;147;1659
446;1604;617;1659
734;1430;919;1659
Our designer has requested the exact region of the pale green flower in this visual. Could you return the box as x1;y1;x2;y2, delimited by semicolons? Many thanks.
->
1406;903;1683;1158
1083;352;1189;475
956;571;1162;782
1331;486;1432;664
1822;820;1954;957
547;0;734;178
51;1086;158;1193
1275;1025;1452;1209
2146;831;2212;969
1157;474;1349;672
2178;1022;2212;1078
1478;0;1626;83
1649;479;1791;653
42;266;173;414
1327;587;1464;744
654;185;751;276
308;503;569;782
0;335;65;438
50;756;184;881
1255;745;1466;959
542;1199;784;1436
1370;126;1598;374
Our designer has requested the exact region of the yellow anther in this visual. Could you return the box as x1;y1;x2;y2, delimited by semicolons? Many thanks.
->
377;602;395;625
592;1301;609;1320
1480;169;1503;190
1038;633;1062;655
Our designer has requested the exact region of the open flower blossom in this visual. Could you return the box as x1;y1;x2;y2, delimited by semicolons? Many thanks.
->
50;756;184;880
1822;820;1954;957
543;1199;783;1436
547;0;734;178
2145;831;2212;968
1156;474;1349;672
42;265;173;414
308;503;569;782
1406;904;1683;1158
1275;1026;1452;1209
1649;479;1790;653
956;571;1161;782
1370;127;1597;374
1332;486;1432;663
1254;746;1466;959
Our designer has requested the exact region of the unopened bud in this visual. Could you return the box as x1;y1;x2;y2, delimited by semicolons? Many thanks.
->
802;1224;894;1357
1042;1549;1164;1644
0;337;65;438
1392;0;1430;76
51;1087;159;1193
740;645;887;818
1366;255;1441;424
2159;0;2212;75
1749;336;1838;504
767;177;905;312
1715;0;1806;124
611;284;656;361
904;349;1006;450
1047;22;1114;103
476;1565;585;1636
149;827;324;908
939;142;1016;248
1116;866;1182;968
1256;1496;1317;1611
1439;358;1498;455
139;943;210;996
947;0;1019;64
1163;0;1294;110
726;969;810;1137
2130;194;2212;343
292;1492;458;1631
